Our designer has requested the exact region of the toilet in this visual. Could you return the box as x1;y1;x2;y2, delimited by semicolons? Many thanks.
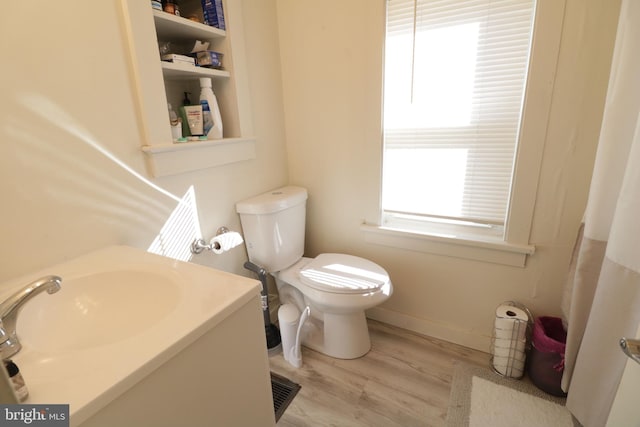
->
236;186;392;359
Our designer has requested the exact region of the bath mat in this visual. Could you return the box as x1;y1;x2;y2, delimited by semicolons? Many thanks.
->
445;362;579;427
271;371;301;422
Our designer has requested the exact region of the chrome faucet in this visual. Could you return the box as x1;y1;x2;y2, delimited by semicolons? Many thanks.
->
0;275;62;360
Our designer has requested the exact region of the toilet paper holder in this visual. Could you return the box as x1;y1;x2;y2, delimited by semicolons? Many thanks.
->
191;227;233;254
490;300;533;379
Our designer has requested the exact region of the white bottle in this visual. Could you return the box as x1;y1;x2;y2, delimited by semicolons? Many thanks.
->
167;103;182;141
199;78;223;139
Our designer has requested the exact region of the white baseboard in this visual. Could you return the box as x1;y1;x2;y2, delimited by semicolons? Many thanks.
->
366;307;491;353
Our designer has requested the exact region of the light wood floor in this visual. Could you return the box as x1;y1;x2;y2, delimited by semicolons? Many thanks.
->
269;319;490;427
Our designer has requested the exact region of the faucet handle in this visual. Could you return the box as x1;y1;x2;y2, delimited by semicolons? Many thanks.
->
0;320;20;361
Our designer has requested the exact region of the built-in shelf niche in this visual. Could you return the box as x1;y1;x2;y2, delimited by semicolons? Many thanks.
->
119;0;255;177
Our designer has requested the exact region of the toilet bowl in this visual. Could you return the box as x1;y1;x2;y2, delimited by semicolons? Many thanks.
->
275;254;392;358
236;186;393;359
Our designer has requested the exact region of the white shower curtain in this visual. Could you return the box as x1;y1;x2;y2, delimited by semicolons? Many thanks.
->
561;1;640;425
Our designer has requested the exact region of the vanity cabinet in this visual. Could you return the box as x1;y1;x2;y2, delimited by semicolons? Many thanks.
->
11;246;276;427
119;0;255;177
78;296;276;427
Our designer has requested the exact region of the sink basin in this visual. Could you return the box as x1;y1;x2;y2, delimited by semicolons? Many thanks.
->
18;270;180;353
0;245;263;426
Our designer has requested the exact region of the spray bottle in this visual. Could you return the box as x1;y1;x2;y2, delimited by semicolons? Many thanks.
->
199;78;223;139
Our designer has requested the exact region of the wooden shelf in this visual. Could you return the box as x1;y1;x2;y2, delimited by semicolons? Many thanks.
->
153;9;225;41
160;61;230;79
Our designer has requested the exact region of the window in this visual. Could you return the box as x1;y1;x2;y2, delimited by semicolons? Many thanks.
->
382;0;536;241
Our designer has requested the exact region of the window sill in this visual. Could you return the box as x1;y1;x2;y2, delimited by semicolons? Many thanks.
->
360;224;535;267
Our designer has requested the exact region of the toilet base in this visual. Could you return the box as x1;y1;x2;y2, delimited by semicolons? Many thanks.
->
303;311;371;359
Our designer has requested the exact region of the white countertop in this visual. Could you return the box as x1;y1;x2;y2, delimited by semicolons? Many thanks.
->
0;246;260;426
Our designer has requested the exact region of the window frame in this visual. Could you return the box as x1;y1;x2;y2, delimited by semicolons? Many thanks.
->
363;0;566;267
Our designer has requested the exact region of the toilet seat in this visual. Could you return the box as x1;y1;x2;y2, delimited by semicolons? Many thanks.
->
299;253;390;294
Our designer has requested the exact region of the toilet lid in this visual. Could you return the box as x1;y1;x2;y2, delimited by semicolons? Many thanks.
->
299;253;390;294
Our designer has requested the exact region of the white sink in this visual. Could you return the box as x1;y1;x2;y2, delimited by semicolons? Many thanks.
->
19;270;180;353
0;245;271;427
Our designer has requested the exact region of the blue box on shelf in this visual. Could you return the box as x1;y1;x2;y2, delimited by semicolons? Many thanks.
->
194;51;223;68
201;0;225;30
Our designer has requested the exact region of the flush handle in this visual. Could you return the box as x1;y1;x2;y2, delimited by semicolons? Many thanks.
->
619;337;640;365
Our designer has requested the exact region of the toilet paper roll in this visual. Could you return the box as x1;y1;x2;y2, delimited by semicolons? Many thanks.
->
493;337;527;354
495;304;528;322
492;341;526;361
210;231;244;254
494;305;529;340
492;358;524;377
492;303;529;377
494;318;528;340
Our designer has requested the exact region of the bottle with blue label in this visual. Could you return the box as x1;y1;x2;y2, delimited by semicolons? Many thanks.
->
199;78;223;139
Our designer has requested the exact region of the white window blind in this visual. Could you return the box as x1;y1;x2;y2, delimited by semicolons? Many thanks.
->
382;0;536;231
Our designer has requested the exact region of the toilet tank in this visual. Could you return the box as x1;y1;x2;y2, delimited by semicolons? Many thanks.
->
235;186;308;272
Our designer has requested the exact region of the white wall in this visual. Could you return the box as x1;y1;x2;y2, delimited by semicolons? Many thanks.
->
0;0;288;283
276;0;621;351
0;0;622;353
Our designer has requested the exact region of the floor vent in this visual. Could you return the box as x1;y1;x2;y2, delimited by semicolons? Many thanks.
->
271;372;301;422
